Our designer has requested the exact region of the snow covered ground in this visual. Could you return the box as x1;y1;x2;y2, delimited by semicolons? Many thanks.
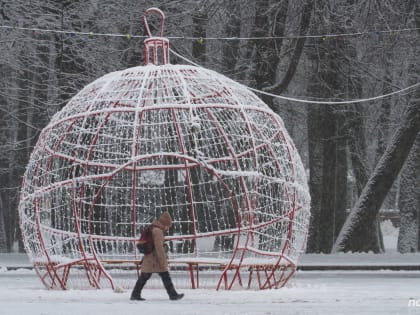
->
1;252;420;315
1;266;420;315
1;221;420;315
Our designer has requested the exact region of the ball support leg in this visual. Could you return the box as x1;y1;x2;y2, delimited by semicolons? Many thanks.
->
36;258;115;290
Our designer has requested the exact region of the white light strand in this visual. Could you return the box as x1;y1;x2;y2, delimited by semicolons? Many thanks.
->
169;48;420;105
247;84;420;105
0;24;135;38
2;23;418;105
0;24;419;40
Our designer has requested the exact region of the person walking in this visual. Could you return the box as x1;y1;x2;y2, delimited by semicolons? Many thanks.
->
130;211;184;301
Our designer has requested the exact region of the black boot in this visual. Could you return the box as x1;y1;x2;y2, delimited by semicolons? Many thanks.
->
130;295;145;301
159;271;184;301
130;272;151;301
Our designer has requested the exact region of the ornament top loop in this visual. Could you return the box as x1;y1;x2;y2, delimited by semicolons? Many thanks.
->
143;7;165;38
143;8;169;65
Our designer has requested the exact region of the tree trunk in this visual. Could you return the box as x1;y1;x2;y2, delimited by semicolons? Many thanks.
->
0;197;6;252
264;0;313;95
306;105;323;253
192;10;207;65
305;1;348;253
221;1;241;77
332;90;420;252
377;75;398;213
306;103;348;253
397;135;420;253
346;103;384;252
251;0;290;111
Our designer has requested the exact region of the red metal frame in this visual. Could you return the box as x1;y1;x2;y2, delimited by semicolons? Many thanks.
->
143;8;169;65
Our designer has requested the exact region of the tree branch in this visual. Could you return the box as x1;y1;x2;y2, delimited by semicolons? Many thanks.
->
263;0;313;94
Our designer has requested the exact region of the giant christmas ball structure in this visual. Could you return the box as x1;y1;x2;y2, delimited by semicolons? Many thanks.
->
18;8;310;290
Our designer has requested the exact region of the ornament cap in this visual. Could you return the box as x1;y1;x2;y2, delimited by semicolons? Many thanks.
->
143;8;169;65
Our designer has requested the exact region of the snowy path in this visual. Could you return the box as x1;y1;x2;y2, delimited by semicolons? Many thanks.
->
1;268;419;315
1;252;420;314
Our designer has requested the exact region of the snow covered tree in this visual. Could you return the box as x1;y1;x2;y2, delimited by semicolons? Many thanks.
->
345;103;384;253
192;6;207;66
264;0;312;96
0;0;419;254
220;1;241;78
249;0;287;110
305;0;353;253
0;202;6;252
397;3;420;252
397;135;420;253
333;91;420;253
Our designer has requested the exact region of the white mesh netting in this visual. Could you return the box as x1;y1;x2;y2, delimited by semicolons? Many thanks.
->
18;15;310;290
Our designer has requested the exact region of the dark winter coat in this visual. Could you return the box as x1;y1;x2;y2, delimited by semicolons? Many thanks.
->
141;219;169;273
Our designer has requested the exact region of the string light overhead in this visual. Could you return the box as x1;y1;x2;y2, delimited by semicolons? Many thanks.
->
0;24;418;41
169;49;420;105
1;23;418;105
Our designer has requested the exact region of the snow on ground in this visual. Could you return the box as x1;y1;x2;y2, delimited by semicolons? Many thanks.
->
1;267;420;315
1;253;420;315
1;221;420;315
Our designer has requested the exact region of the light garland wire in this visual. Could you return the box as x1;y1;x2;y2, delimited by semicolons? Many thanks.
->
0;24;419;40
169;48;420;105
1;23;419;105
